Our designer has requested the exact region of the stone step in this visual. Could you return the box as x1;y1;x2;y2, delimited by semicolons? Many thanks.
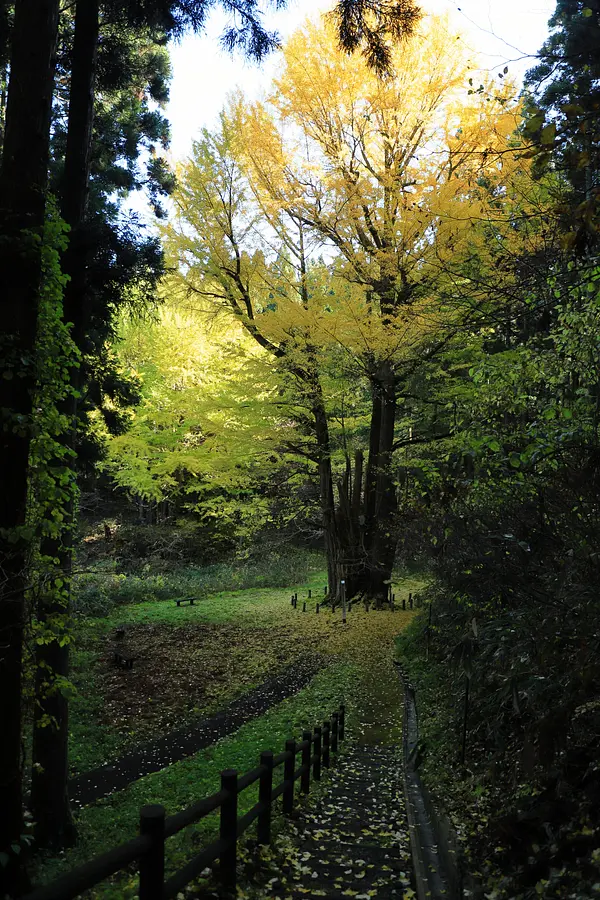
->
231;744;413;900
290;839;406;865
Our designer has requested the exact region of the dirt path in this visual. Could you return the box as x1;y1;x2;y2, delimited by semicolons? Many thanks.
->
69;653;325;807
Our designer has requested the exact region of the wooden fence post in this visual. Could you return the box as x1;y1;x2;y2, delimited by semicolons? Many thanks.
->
308;589;312;598
409;593;413;609
322;721;330;768
339;704;345;742
316;603;319;614
313;726;322;780
301;731;311;794
283;739;296;815
331;712;339;754
402;595;406;610
220;769;238;892
257;751;273;845
303;601;306;612
139;804;165;900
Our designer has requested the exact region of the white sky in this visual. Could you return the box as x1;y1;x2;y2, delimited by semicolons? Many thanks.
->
166;0;557;162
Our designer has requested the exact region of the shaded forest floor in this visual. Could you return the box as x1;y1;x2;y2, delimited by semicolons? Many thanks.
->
397;606;600;900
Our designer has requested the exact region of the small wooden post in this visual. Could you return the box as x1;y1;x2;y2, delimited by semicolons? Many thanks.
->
339;704;345;742
291;595;294;606
301;731;311;794
341;579;347;624
308;589;312;599
316;603;320;614
220;769;238;892
257;751;273;845
348;600;352;612
313;726;322;780
303;601;306;612
409;593;413;609
139;804;165;900
402;595;406;610
324;585;327;595
331;712;339;754
322;721;331;768
294;592;298;603
283;739;296;815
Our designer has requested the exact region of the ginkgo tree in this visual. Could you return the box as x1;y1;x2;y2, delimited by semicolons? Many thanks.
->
163;13;544;601
103;302;297;544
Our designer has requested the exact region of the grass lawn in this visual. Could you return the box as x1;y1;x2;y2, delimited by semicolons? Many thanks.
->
69;569;426;774
34;567;427;896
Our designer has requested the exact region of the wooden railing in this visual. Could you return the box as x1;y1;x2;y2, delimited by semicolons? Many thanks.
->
23;704;345;900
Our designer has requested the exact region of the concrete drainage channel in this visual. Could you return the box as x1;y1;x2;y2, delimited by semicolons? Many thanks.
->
395;661;477;900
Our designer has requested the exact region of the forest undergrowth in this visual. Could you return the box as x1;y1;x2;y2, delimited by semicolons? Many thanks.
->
397;594;600;900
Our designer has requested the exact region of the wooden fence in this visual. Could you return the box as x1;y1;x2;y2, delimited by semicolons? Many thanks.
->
23;704;345;900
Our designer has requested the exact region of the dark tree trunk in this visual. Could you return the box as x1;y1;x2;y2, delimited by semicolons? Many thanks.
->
31;0;99;850
365;362;397;602
0;0;60;890
334;365;397;604
307;372;341;600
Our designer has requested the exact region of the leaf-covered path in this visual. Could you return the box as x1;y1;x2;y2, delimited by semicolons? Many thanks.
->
228;616;416;900
252;745;413;899
69;654;325;807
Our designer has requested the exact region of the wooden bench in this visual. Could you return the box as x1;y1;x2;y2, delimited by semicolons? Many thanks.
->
175;597;196;607
114;650;136;670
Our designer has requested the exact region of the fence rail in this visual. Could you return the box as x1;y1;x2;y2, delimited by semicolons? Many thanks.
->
23;703;346;900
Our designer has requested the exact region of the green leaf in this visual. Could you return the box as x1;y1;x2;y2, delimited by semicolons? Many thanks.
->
540;123;556;145
582;7;593;16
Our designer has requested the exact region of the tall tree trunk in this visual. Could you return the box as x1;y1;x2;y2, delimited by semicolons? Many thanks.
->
311;384;341;599
366;361;397;601
30;0;99;850
341;362;397;603
0;0;60;890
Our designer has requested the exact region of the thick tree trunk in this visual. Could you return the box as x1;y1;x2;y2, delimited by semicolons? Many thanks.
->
0;0;60;889
31;0;99;850
365;362;397;602
336;364;397;603
309;376;342;600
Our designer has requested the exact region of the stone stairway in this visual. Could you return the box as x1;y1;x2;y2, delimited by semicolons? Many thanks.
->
249;745;414;899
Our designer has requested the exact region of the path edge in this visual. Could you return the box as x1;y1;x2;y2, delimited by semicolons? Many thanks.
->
396;662;479;900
